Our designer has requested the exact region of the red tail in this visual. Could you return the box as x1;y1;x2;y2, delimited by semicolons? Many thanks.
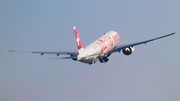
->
73;26;84;52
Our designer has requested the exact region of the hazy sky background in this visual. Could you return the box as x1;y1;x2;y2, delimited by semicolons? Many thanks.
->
0;0;180;101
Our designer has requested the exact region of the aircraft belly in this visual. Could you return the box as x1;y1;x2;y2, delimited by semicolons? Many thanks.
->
78;56;96;63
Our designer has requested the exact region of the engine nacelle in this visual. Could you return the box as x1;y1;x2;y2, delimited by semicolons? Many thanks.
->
71;55;77;61
122;47;135;55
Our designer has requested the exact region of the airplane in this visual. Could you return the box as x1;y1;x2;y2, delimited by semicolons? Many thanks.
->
7;26;175;65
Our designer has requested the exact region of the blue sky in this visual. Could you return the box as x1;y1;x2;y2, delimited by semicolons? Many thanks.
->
0;0;180;101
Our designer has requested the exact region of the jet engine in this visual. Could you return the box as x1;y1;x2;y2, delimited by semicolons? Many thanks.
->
71;55;77;61
122;47;134;55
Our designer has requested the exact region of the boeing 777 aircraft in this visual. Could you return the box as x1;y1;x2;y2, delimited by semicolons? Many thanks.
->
7;26;175;64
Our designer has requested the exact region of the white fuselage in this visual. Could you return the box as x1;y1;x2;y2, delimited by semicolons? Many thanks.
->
77;31;120;63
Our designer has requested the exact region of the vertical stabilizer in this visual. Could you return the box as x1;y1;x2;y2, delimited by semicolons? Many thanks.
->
73;26;84;54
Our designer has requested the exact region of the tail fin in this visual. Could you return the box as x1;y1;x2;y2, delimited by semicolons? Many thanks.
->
73;26;84;54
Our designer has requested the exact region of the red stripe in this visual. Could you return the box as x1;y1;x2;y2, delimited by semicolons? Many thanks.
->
74;29;83;50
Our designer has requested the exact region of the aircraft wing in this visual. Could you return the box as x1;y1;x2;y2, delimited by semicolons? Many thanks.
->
108;32;175;54
6;50;79;56
86;32;175;57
